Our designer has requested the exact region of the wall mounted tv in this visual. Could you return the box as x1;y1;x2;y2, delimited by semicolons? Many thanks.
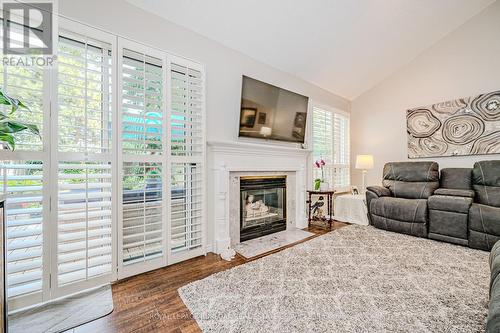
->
239;76;309;144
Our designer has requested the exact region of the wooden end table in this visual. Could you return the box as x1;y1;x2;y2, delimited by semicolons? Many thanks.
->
306;190;335;229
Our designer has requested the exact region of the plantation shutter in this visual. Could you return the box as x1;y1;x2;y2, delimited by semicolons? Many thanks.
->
0;21;44;151
170;63;204;157
169;57;205;261
119;41;167;276
333;113;350;188
57;162;112;285
57;34;112;154
312;106;350;188
0;20;47;306
56;31;114;289
0;162;45;298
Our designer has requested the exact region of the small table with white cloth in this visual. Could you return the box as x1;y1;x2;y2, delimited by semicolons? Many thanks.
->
334;194;369;225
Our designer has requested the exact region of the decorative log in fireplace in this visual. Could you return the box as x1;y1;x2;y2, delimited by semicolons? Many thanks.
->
240;176;286;242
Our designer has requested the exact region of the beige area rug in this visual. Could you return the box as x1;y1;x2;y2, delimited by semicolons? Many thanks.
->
179;225;490;333
9;284;113;333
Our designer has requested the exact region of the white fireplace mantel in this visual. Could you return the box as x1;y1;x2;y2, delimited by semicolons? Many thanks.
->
208;140;312;254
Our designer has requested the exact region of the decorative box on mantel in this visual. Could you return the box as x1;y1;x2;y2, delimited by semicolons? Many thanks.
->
208;140;312;254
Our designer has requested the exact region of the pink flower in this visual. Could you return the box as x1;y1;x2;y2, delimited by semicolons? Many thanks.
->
315;161;321;168
320;159;326;166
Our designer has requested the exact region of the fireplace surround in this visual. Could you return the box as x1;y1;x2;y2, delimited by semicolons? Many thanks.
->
208;140;310;254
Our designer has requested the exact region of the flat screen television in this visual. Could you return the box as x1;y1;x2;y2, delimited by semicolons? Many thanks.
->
239;76;309;143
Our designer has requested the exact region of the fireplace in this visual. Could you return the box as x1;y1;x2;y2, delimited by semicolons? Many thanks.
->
240;176;287;242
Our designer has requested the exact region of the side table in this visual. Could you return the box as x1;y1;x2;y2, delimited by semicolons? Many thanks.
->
306;190;335;228
334;194;369;225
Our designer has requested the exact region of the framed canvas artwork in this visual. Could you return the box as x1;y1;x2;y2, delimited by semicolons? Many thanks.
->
407;90;500;158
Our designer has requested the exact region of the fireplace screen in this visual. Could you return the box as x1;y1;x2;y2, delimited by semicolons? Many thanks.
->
240;176;286;242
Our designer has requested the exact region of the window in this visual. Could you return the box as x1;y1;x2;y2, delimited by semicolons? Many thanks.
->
312;106;350;189
169;57;205;263
118;41;168;278
56;30;115;292
0;17;48;308
0;17;205;309
0;161;45;299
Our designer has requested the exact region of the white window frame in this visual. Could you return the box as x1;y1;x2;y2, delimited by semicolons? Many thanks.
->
50;18;118;299
167;55;206;265
117;38;169;279
310;102;351;191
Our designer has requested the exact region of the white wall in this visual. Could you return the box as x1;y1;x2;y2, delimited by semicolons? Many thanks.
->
58;0;349;250
58;0;349;145
351;1;500;187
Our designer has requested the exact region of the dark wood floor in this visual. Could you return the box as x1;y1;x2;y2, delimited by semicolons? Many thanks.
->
70;222;348;333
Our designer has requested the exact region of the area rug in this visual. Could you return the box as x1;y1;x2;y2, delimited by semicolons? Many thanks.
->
179;225;490;333
234;229;315;259
9;284;114;333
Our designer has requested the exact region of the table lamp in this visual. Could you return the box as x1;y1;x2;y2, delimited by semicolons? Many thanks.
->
260;126;272;138
355;154;374;193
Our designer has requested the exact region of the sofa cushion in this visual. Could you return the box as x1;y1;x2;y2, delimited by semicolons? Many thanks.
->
371;214;427;238
382;162;439;199
428;195;473;214
429;210;468;240
469;203;500;236
440;168;472;190
370;197;427;224
433;188;475;198
472;160;500;208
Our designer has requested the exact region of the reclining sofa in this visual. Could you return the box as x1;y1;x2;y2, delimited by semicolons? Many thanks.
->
366;160;500;251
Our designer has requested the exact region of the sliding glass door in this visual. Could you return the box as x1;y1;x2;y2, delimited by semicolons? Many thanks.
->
0;17;206;310
52;20;117;299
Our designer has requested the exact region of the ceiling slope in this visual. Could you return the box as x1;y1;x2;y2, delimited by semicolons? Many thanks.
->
127;0;496;99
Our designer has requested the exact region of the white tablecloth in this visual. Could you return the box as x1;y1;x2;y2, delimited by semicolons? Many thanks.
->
334;194;369;225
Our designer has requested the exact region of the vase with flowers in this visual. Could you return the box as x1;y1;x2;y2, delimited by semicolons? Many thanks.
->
314;159;329;191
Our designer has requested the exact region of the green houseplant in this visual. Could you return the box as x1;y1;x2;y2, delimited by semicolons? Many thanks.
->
0;89;40;150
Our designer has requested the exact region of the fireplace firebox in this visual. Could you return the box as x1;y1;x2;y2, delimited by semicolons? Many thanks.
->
240;176;286;242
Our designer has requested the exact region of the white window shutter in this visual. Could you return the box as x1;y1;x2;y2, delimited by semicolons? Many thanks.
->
121;49;164;155
57;34;113;154
0;162;44;298
312;106;350;188
122;162;163;265
56;30;115;289
171;163;203;253
0;23;44;151
118;40;167;278
57;162;113;285
169;57;205;262
170;63;204;157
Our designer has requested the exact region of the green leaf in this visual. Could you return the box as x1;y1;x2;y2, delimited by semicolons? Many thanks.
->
0;89;31;114
0;133;15;150
0;121;40;138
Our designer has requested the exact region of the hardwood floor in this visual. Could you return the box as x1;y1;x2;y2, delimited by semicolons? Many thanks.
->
70;222;348;333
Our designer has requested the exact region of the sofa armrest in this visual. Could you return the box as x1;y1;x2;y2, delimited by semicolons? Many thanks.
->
434;188;475;198
491;241;500;297
366;186;391;198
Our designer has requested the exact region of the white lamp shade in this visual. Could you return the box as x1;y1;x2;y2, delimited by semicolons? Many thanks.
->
355;155;374;170
260;126;272;136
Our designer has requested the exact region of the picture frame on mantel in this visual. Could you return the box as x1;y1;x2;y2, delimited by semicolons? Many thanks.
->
240;107;257;128
407;90;500;158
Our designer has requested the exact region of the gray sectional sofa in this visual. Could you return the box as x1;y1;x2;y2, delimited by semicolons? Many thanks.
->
366;160;500;251
488;240;500;332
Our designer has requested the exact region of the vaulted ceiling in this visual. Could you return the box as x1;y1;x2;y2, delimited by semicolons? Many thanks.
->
127;0;495;100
